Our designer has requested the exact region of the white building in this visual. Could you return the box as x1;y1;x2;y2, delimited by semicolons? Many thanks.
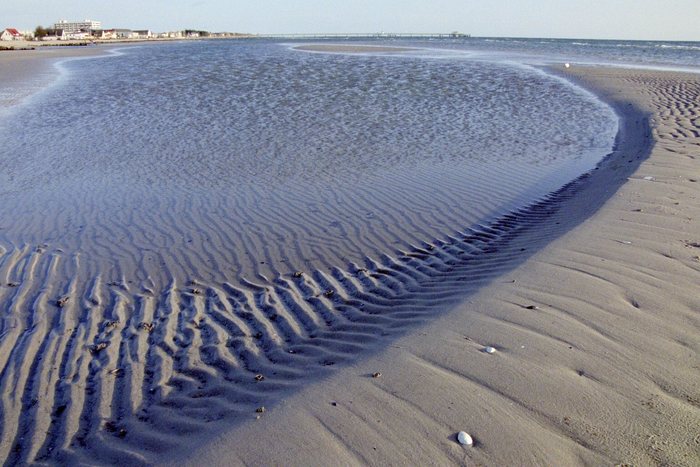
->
133;30;152;39
1;28;23;41
53;19;101;33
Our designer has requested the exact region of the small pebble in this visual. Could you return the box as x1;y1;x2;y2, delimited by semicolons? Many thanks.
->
457;431;473;446
256;406;265;413
372;372;382;378
483;346;497;354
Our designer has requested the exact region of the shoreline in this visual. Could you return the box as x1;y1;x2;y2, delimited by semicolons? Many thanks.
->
0;45;117;113
0;35;256;51
0;44;697;465
176;66;699;466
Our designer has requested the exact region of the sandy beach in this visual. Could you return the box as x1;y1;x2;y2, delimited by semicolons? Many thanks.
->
0;45;698;466
176;66;700;466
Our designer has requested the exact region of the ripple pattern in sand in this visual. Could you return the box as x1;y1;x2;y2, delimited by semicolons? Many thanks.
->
0;41;629;464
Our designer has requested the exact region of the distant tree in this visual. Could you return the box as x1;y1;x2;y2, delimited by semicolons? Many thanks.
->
183;29;210;37
34;26;48;39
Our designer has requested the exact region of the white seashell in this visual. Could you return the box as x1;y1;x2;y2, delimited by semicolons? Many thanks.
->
457;431;473;446
483;346;497;354
564;63;571;68
643;176;655;181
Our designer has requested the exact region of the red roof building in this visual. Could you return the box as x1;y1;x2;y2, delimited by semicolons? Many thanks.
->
1;28;24;41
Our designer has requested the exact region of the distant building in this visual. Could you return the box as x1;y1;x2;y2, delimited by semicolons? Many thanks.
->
62;29;91;40
53;19;101;33
114;29;138;39
92;29;117;39
1;28;23;41
133;30;153;39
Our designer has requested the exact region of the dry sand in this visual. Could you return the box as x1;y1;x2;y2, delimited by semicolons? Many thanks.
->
176;67;700;466
0;47;698;466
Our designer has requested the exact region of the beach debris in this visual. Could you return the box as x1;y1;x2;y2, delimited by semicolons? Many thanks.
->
564;63;571;68
254;374;265;382
483;346;497;354
323;289;335;298
104;421;128;438
6;282;19;287
643;176;655;181
331;401;338;407
56;296;70;308
256;406;265;413
684;241;700;248
90;342;108;354
524;305;539;310
457;431;474;446
191;287;202;295
108;368;123;376
372;372;382;378
293;271;303;278
139;322;155;333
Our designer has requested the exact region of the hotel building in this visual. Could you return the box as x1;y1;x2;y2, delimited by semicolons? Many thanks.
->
53;19;102;33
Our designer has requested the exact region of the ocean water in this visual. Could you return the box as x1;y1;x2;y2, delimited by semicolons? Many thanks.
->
0;39;620;282
300;36;700;71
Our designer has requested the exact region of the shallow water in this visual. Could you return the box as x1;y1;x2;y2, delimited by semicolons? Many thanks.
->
0;40;617;282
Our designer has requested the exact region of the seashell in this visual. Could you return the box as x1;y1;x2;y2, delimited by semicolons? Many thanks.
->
483;346;497;354
457;431;473;446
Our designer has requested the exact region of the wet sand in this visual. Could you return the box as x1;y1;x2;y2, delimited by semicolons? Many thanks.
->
0;47;698;465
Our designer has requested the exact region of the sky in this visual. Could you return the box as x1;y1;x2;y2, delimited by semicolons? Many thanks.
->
3;0;699;41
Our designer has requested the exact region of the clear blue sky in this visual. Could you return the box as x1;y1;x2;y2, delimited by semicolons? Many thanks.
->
4;0;699;41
